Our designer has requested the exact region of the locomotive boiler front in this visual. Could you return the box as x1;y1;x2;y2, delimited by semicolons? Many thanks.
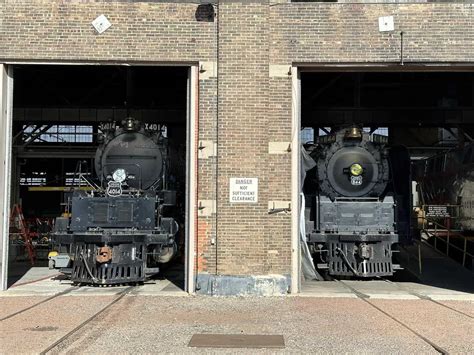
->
316;127;389;200
95;119;164;190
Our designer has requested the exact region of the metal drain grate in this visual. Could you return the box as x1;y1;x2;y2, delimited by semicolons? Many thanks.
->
188;334;285;349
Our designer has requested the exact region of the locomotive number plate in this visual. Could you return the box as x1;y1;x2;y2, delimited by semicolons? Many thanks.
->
350;176;363;186
107;181;123;197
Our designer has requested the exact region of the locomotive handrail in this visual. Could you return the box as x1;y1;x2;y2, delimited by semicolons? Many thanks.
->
78;173;100;191
422;229;473;268
419;211;474;269
420;216;462;229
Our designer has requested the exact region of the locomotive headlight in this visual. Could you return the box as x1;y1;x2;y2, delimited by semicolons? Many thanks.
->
350;163;363;176
112;168;127;183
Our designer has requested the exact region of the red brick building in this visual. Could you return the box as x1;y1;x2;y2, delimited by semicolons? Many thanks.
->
1;1;473;294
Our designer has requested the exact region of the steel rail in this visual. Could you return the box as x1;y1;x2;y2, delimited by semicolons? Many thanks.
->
381;278;474;320
0;285;79;322
337;280;450;355
39;286;135;354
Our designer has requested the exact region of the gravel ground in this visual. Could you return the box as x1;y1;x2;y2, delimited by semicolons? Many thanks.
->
2;294;472;354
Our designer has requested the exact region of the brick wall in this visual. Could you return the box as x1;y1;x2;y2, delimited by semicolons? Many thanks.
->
270;3;474;64
1;1;473;293
215;2;271;275
0;2;215;62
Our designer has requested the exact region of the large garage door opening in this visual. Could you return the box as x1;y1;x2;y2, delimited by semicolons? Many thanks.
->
6;65;191;292
299;70;474;295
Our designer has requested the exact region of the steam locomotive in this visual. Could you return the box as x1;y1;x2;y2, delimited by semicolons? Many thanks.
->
304;127;407;277
49;118;178;285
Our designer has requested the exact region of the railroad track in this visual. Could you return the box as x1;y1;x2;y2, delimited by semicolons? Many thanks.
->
336;279;473;355
325;273;473;320
1;284;135;354
0;285;80;322
378;277;474;320
39;286;135;354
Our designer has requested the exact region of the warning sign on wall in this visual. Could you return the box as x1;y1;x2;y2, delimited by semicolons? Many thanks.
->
229;178;258;203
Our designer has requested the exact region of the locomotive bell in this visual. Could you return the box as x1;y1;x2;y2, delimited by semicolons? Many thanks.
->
123;117;139;132
344;127;362;140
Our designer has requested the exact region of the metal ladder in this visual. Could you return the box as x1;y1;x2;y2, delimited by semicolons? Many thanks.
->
9;204;36;266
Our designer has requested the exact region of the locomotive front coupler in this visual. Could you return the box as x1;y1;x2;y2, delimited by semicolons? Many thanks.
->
96;245;113;263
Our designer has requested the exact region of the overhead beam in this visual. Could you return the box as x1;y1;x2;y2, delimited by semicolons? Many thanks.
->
15;124;42;143
22;124;53;146
303;108;474;127
13;107;186;123
13;146;96;159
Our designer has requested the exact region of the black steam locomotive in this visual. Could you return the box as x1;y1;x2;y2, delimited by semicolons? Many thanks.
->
49;118;178;285
304;127;405;278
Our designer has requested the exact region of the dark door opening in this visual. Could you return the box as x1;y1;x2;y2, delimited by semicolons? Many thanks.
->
300;70;474;293
9;65;189;290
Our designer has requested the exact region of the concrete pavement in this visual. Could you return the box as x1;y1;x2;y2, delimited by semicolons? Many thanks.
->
1;294;473;354
1;287;473;353
1;267;473;354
